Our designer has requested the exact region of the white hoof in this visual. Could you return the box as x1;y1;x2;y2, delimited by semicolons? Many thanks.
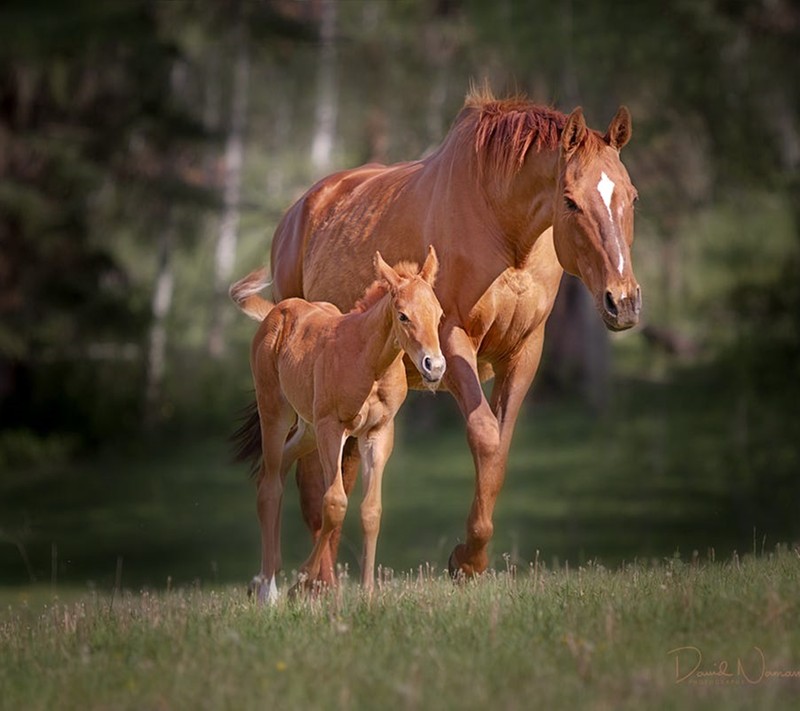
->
250;574;279;605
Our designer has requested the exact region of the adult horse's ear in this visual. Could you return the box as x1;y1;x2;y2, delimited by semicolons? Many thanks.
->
374;251;402;291
420;245;439;286
604;106;632;151
561;107;587;158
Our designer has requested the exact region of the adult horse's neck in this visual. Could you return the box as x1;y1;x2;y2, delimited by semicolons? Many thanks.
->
420;105;560;271
485;148;559;266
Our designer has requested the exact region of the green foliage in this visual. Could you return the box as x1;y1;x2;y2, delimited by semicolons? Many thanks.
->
0;429;76;471
1;549;798;710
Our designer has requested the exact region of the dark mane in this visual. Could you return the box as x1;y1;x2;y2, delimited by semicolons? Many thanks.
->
350;261;422;314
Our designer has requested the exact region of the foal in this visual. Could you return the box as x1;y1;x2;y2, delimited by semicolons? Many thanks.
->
230;247;445;603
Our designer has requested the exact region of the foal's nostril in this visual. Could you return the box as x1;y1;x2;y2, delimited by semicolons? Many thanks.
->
634;285;642;313
423;356;433;374
604;291;618;317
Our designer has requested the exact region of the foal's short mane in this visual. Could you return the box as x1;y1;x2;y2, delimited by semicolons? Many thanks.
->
457;87;602;186
351;261;422;314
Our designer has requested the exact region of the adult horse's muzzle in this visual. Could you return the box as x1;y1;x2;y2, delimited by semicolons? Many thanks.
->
420;353;446;388
601;284;642;332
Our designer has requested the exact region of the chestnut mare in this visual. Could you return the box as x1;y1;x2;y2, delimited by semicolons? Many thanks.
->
234;87;641;582
231;248;444;602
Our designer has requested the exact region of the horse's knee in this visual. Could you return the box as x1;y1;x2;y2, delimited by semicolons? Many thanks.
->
361;505;382;537
323;490;348;528
469;519;494;549
467;412;500;462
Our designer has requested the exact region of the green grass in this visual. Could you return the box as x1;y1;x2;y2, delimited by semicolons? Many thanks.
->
1;548;799;710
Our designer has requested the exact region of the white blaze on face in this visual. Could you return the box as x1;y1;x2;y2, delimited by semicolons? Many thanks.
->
597;171;625;275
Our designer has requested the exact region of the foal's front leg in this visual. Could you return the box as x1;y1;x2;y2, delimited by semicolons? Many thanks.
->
358;421;394;592
291;421;348;594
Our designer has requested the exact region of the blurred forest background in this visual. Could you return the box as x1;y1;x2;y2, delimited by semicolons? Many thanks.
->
1;0;798;587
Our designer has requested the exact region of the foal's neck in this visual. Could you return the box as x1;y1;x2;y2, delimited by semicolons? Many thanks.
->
350;292;401;380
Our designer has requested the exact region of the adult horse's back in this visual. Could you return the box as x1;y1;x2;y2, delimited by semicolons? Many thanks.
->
261;88;642;578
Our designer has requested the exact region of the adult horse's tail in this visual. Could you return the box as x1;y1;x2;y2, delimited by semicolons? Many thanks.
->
229;267;273;477
229;267;274;321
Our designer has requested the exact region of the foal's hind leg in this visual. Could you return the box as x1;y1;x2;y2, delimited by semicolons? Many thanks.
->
253;396;295;604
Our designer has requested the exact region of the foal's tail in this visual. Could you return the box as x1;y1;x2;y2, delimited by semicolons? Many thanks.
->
231;399;262;479
229;267;274;321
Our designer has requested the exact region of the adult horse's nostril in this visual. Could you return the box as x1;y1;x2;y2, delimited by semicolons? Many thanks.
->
634;285;642;313
604;290;618;317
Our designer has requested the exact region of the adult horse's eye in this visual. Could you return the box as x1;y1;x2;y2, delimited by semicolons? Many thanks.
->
398;312;409;323
564;196;580;212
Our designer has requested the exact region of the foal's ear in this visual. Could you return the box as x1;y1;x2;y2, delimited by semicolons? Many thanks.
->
419;245;439;286
561;107;588;158
374;251;402;291
604;106;632;151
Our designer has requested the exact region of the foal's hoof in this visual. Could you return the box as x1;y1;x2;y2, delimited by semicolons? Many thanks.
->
287;572;311;601
248;575;279;605
287;573;329;601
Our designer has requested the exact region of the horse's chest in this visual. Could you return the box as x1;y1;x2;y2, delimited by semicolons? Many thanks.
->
470;271;558;359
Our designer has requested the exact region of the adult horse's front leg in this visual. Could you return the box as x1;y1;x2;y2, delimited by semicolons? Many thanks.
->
445;326;545;577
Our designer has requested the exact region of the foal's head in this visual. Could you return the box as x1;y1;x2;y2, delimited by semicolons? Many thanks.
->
374;246;445;388
552;107;642;331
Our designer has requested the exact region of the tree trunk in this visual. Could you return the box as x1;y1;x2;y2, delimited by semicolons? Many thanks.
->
208;24;250;358
144;211;176;427
310;0;338;176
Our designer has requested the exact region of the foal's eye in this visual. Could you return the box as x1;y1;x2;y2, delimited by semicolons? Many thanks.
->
564;197;580;212
398;312;409;323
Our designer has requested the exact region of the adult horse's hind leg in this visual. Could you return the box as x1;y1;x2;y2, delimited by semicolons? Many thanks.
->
274;420;317;574
296;437;359;585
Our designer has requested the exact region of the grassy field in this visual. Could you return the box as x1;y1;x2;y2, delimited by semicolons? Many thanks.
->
1;548;798;710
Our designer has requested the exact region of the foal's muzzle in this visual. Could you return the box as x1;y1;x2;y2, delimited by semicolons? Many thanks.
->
420;353;446;384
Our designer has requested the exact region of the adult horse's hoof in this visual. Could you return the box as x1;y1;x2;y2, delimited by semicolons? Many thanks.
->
448;544;468;580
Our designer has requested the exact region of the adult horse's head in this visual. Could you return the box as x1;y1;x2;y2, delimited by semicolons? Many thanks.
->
553;107;641;331
374;246;446;388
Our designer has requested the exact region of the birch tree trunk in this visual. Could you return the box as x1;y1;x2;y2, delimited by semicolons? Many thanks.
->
208;24;250;358
144;211;176;427
310;0;338;176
